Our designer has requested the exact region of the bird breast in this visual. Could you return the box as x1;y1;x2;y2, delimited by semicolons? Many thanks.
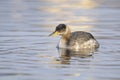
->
58;38;67;48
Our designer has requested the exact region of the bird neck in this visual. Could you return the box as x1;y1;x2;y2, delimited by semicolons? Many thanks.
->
61;26;71;40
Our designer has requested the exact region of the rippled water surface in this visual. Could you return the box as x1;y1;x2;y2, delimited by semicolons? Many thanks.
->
0;0;120;80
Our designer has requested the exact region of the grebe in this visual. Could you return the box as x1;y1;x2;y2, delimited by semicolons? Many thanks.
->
49;24;99;51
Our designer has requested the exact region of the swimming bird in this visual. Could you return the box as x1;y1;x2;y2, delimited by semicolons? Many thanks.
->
49;24;99;51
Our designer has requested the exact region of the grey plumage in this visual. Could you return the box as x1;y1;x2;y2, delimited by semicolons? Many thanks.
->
67;31;99;49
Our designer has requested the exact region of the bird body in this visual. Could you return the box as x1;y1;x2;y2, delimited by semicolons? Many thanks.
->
49;24;99;51
58;31;99;51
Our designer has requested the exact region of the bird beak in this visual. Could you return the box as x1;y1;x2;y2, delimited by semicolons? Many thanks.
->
49;31;59;36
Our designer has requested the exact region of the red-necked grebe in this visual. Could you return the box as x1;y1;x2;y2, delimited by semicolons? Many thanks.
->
49;24;99;51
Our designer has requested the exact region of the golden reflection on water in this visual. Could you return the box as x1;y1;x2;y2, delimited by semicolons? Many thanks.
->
46;0;97;9
69;16;95;22
39;0;97;32
44;16;95;32
70;25;94;32
49;0;67;3
79;0;97;9
42;7;62;13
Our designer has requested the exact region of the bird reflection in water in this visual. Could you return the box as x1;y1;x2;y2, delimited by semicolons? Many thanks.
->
55;48;97;64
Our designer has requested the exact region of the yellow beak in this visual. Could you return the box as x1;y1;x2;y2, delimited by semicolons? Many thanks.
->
49;31;59;36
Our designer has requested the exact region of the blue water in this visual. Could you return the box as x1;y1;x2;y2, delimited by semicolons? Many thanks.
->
0;0;120;80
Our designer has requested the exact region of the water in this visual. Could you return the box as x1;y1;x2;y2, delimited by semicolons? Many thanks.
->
0;0;120;80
